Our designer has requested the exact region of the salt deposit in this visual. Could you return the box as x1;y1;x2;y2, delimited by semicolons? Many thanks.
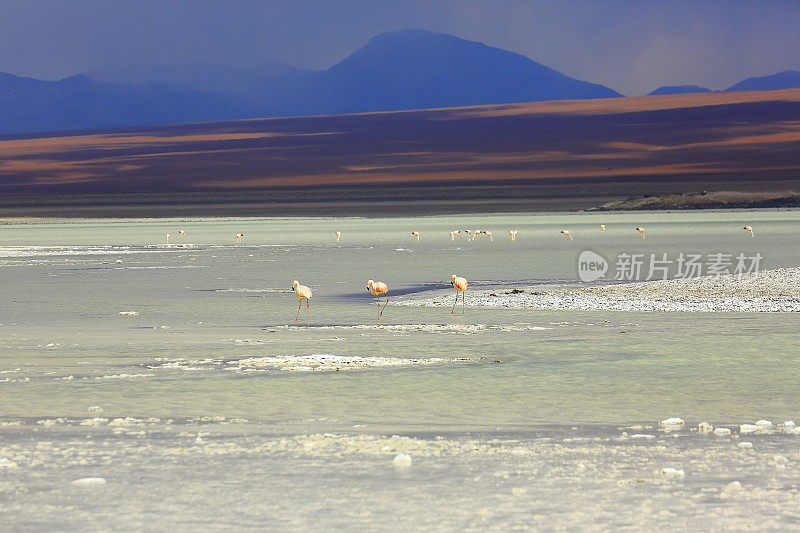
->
150;354;475;373
698;422;714;433
660;418;685;429
659;467;686;479
392;453;412;468
395;268;800;313
71;477;107;487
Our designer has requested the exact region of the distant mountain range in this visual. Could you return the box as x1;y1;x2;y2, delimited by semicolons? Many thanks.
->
726;70;800;92
648;85;713;96
1;29;799;135
649;71;800;96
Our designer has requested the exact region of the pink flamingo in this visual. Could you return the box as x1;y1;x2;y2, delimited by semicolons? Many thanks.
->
450;274;468;314
367;279;390;317
291;280;312;320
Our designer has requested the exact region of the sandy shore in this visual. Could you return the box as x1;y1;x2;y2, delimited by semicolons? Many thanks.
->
395;268;800;312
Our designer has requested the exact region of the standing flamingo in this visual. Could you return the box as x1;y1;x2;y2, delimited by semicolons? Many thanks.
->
450;274;468;314
411;231;420;242
335;231;342;243
449;230;461;241
291;280;312;320
599;224;606;231
560;230;573;240
507;230;518;242
235;233;244;243
475;230;493;241
178;229;187;238
165;233;171;244
742;225;754;237
636;227;646;239
367;279;390;317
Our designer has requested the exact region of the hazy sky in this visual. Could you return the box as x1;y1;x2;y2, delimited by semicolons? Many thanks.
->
1;0;798;95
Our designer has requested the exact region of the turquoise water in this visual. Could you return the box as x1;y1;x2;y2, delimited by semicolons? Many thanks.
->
1;210;799;529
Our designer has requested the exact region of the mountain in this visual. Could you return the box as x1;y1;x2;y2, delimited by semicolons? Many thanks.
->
89;62;316;115
0;72;259;135
2;30;622;135
308;30;621;114
649;85;712;96
727;70;800;92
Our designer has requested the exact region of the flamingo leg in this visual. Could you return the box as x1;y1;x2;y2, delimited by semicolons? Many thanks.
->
380;295;389;318
452;291;458;314
306;299;310;318
296;299;302;321
462;291;466;314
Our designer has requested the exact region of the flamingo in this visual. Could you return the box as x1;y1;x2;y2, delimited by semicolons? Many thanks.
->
463;230;473;241
335;231;342;243
178;229;187;238
411;231;420;242
742;225;754;237
165;233;171;244
599;224;606;231
367;279;390;317
475;230;493;241
449;230;461;241
636;227;646;239
507;230;518;242
291;280;312;320
450;274;468;314
235;233;244;243
560;230;573;240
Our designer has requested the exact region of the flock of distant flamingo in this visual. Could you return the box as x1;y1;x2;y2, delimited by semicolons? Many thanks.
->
163;224;756;245
159;224;756;319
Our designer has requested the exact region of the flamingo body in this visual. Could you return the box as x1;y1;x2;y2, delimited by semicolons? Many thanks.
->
450;274;468;314
367;279;390;317
291;280;312;320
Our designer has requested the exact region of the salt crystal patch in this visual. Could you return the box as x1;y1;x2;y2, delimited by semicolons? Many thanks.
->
392;453;412;468
118;311;138;316
660;467;685;479
737;442;753;450
720;481;744;499
697;422;714;433
754;419;773;427
0;458;19;469
71;477;106;487
659;417;684;429
739;424;759;434
783;421;795;429
713;427;732;436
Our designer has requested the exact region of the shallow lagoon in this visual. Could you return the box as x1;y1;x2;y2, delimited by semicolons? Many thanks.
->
1;210;799;529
